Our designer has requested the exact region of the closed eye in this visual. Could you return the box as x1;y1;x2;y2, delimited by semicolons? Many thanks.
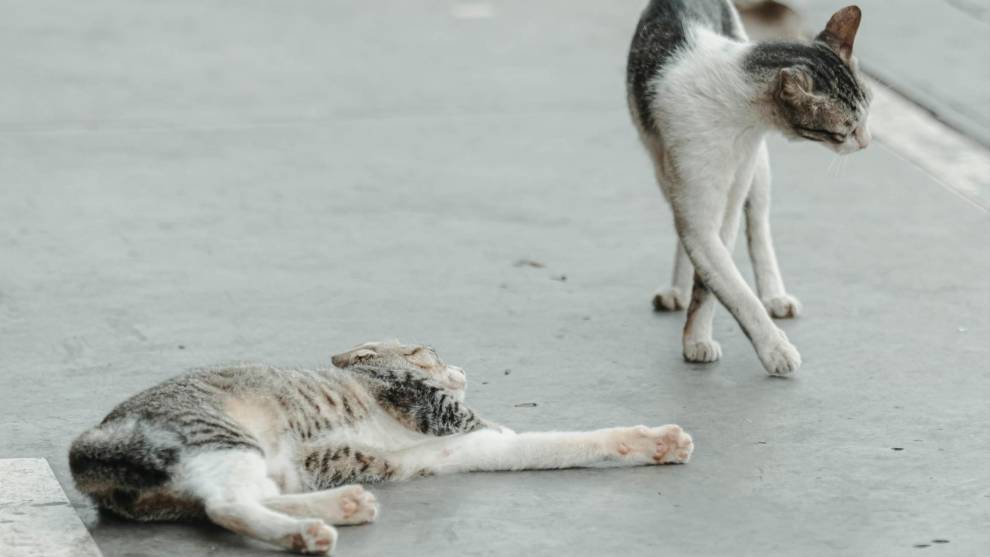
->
795;126;846;144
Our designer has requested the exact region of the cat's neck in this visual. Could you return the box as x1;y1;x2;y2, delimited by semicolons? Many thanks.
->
664;27;780;136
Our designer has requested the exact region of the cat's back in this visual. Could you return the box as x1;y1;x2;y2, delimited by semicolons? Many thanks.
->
102;364;369;426
627;0;746;133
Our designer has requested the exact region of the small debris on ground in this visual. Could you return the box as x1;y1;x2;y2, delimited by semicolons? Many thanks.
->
931;539;949;544
913;544;930;548
957;326;967;332
514;259;545;268
892;447;904;451
178;345;186;350
513;402;538;408
504;369;511;375
551;274;567;282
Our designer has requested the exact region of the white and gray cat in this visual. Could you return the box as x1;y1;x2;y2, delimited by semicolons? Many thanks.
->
70;341;693;554
627;1;872;375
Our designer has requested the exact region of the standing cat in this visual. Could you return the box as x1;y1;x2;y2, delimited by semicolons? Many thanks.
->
69;341;693;554
627;1;871;375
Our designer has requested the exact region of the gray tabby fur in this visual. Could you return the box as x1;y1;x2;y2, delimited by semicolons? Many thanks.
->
70;341;693;554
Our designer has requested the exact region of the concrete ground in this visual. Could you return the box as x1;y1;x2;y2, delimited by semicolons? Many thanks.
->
1;1;988;556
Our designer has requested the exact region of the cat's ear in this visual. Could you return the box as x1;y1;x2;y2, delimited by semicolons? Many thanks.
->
331;348;376;368
816;5;861;63
776;67;813;104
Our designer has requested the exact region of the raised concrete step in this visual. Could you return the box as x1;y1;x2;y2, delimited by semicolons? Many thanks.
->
0;459;103;557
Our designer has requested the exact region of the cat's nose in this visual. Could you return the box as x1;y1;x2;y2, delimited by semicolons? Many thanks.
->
855;125;871;150
446;365;466;386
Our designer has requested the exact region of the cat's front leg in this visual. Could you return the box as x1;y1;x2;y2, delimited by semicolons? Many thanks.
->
681;186;747;363
680;224;801;375
394;426;693;475
670;154;802;377
608;424;694;465
745;144;801;319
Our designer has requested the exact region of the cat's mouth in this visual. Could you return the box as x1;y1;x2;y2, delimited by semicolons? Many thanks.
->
440;365;467;391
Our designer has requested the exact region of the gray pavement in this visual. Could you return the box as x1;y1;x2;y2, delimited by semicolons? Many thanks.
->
1;1;988;556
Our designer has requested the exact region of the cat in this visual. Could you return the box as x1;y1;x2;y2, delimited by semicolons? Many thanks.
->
626;1;872;375
69;341;694;554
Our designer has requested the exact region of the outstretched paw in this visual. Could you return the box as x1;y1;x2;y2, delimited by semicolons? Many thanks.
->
285;519;336;555
757;329;801;376
763;294;801;319
332;485;378;525
652;288;687;312
615;425;694;465
683;339;721;363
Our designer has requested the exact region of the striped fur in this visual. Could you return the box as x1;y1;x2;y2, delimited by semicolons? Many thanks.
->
69;340;693;554
68;342;470;520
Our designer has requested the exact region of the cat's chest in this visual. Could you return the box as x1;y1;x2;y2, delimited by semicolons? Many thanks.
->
316;406;433;452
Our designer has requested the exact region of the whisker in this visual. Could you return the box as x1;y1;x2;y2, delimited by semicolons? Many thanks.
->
826;156;838;177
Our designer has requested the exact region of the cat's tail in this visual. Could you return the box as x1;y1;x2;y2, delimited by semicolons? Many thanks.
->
69;418;182;495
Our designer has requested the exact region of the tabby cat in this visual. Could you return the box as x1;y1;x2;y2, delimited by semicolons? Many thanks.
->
69;341;693;554
627;1;872;375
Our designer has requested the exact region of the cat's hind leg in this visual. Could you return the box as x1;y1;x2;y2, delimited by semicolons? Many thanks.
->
265;485;378;526
653;240;694;311
178;450;337;554
745;143;801;319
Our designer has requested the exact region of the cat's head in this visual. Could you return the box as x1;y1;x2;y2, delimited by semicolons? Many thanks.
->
331;340;467;396
762;6;872;155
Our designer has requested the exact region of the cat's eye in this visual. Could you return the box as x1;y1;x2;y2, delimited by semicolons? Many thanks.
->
795;126;846;144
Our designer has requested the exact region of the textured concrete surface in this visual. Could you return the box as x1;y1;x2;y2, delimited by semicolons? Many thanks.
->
1;1;988;556
0;459;103;557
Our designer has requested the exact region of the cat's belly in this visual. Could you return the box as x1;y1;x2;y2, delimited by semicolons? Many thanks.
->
261;407;433;493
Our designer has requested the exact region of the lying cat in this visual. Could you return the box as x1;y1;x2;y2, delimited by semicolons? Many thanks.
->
627;1;872;375
69;341;693;554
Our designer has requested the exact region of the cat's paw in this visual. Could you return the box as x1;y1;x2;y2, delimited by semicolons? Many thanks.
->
332;485;378;525
652;287;687;312
285;519;337;555
763;294;802;319
757;329;801;376
615;425;694;465
683;338;721;363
